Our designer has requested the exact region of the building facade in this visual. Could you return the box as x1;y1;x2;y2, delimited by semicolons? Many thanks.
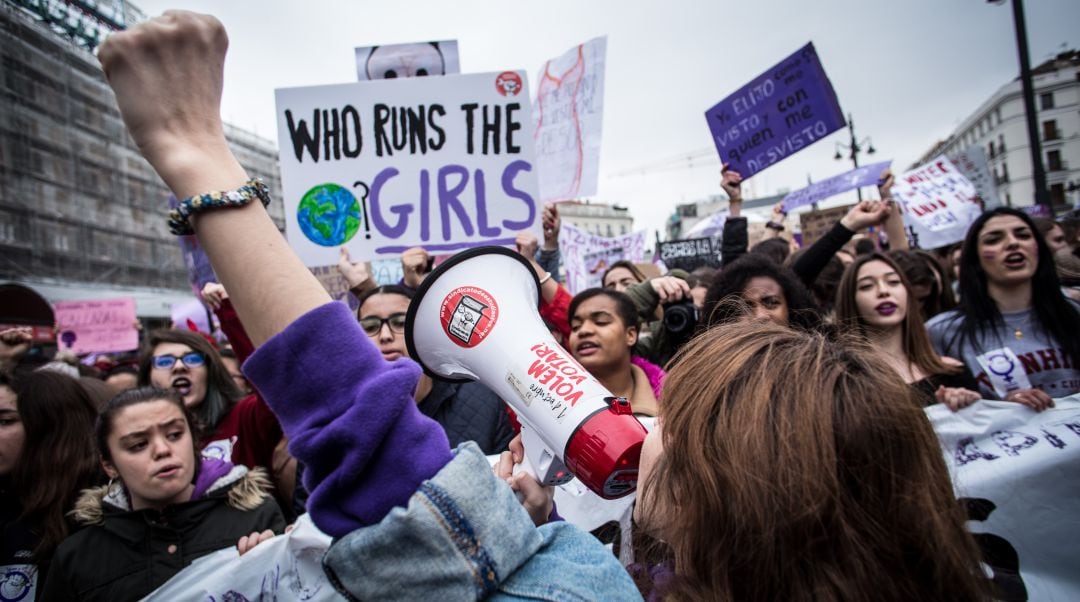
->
558;201;634;237
922;50;1080;209
0;1;285;317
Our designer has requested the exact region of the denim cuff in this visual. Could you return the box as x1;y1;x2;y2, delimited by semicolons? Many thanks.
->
322;443;543;600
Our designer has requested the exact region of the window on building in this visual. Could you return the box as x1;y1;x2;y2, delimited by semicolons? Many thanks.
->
1001;162;1009;182
1050;183;1066;206
606;224;613;237
1047;150;1063;172
999;134;1006;153
996;107;1003;123
988;141;996;158
1043;120;1059;141
1040;92;1054;110
1006;193;1012;206
620;224;628;235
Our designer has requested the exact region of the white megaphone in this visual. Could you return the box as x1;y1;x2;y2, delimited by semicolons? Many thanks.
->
406;246;647;499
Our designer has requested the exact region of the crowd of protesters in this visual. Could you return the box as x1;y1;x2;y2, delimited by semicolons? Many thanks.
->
2;9;1080;602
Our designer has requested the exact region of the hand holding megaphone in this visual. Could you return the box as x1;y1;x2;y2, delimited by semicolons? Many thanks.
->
406;247;646;500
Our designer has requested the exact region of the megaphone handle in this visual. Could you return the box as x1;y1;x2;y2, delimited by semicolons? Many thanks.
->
516;424;571;487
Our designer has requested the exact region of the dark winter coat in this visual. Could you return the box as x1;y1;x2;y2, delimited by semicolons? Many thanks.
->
418;380;515;455
40;467;284;601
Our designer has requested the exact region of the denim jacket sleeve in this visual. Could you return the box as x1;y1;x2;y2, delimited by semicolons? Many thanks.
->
323;443;643;602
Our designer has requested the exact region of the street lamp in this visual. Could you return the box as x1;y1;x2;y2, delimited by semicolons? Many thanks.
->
988;0;1051;208
833;113;876;201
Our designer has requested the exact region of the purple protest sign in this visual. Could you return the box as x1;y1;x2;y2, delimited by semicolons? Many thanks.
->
169;195;218;295
781;160;892;212
705;42;845;178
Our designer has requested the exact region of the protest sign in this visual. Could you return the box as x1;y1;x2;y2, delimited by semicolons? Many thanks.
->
705;42;845;178
275;71;541;266
781;160;891;212
144;513;340;601
893;156;982;249
371;257;405;285
532;37;606;202
1021;204;1051;218
53;297;137;354
355;40;460;81
171;298;212;335
558;222;647;294
659;238;720;271
950;146;1002;210
926;397;1080;600
798;204;851;246
169;194;218;296
309;265;359;311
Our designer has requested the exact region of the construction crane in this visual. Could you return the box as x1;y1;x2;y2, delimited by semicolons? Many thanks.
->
607;147;720;178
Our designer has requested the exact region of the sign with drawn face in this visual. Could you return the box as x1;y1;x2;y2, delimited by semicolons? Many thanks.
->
532;37;606;202
705;42;846;179
275;72;541;266
355;40;460;81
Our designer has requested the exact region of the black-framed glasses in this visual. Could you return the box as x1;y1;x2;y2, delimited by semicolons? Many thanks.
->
151;352;206;370
359;313;407;337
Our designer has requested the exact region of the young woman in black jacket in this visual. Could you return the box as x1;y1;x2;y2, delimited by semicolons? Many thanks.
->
41;388;284;601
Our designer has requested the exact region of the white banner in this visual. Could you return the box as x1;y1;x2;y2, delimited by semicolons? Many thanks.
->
558;222;647;294
532;37;606;203
275;72;541;265
951;146;1002;210
927;396;1080;600
144;514;342;601
893;155;983;250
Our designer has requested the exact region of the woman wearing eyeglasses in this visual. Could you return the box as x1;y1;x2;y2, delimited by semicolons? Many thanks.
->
355;285;515;455
137;329;282;476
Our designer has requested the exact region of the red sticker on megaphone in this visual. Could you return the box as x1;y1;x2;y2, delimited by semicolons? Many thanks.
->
440;286;499;348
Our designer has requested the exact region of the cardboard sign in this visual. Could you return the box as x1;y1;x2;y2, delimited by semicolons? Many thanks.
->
781;160;891;212
705;42;846;178
798;205;851;247
950;146;1002;210
275;72;541;266
893;156;982;250
532;37;606;202
558;222;647;294
659;238;720;272
309;265;359;311
355;40;460;81
927;397;1080;600
53;297;137;354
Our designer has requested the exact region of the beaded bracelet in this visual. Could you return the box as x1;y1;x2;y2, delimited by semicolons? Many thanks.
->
167;179;271;235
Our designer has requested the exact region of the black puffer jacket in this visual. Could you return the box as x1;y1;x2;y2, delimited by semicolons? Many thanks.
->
418;380;515;455
40;466;284;601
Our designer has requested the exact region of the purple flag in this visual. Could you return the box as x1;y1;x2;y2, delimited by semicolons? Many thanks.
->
705;42;845;178
781;160;892;212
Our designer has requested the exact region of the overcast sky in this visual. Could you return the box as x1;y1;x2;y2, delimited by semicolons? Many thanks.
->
134;0;1080;239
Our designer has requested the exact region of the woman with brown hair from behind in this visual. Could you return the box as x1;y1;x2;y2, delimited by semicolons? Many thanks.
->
634;322;989;601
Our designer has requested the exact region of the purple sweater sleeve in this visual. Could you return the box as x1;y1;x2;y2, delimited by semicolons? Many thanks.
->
242;302;452;537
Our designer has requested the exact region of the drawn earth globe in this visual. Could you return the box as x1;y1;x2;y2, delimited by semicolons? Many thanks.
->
297;183;361;247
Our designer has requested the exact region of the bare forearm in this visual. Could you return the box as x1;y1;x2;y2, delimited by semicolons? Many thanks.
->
161;147;329;347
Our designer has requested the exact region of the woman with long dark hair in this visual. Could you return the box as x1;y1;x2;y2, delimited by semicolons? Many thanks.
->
42;388;284;600
138;329;282;472
835;252;980;409
927;207;1080;407
702;253;823;331
0;370;102;599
